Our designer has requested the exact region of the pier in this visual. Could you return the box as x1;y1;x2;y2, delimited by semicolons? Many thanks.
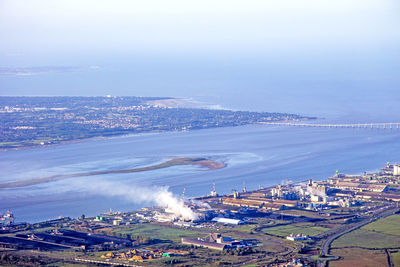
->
260;122;400;130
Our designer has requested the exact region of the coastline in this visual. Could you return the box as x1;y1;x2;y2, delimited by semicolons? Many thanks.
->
0;96;315;151
0;119;315;152
0;135;108;152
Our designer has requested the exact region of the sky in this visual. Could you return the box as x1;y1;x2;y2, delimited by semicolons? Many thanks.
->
1;0;399;60
0;0;399;115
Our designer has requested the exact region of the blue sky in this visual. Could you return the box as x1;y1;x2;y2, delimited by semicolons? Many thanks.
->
1;0;399;61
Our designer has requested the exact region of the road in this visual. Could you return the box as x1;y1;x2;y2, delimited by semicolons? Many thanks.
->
318;205;399;267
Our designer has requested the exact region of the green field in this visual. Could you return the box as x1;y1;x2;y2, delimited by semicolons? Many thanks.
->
332;214;400;249
332;228;400;248
363;214;400;236
262;223;329;237
112;223;204;242
233;224;258;233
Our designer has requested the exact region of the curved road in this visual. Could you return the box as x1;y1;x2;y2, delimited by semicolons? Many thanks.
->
318;205;399;267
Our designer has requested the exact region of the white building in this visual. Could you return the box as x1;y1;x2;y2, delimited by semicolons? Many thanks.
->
286;233;310;241
394;164;400;176
211;217;244;225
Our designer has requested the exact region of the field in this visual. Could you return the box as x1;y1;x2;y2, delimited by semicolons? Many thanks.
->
332;214;400;249
332;228;400;248
392;250;400;266
331;214;400;267
329;248;388;267
112;223;204;242
105;222;294;266
363;213;400;235
262;223;329;237
231;224;258;233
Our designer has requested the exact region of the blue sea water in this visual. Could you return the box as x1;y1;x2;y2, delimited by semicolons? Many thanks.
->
1;121;400;222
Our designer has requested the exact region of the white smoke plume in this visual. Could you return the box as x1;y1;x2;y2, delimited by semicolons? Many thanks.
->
191;199;211;209
306;185;326;198
76;180;198;221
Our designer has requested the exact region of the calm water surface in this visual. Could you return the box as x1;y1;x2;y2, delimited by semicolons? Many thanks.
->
1;122;400;222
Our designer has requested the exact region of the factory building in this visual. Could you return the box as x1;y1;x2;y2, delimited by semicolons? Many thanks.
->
264;199;298;207
271;184;299;200
211;217;244;225
259;203;286;212
334;182;387;192
181;237;227;251
359;184;387;192
394;164;400;176
381;162;400;176
182;233;245;250
286;233;310;241
208;233;242;246
355;192;400;202
222;197;291;211
223;198;263;208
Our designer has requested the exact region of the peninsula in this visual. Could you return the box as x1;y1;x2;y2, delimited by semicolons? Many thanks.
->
0;96;315;149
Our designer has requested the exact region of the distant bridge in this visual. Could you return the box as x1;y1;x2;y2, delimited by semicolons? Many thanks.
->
260;122;400;130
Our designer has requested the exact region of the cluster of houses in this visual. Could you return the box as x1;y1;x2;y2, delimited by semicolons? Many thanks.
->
101;248;189;262
0;210;14;229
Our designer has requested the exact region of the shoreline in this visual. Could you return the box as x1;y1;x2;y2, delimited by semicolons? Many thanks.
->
12;161;397;224
0;95;314;151
0;119;316;152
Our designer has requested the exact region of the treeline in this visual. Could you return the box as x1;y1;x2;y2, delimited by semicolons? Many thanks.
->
0;253;58;266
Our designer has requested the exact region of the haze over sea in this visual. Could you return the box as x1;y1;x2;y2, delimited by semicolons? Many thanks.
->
0;0;399;222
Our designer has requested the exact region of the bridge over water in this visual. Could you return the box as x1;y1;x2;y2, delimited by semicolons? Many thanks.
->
260;122;400;130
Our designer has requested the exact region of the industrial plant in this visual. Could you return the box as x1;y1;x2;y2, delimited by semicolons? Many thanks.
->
1;162;400;266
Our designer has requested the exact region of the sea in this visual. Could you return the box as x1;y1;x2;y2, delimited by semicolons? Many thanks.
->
0;56;400;222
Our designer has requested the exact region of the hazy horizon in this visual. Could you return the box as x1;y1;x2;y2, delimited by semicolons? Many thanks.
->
1;0;399;118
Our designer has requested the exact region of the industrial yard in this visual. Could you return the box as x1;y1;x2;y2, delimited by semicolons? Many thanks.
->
1;162;400;266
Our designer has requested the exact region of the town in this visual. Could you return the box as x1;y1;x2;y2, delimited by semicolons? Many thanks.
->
0;96;313;150
1;162;400;266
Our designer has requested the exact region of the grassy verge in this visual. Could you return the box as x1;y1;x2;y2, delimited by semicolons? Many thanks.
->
112;223;204;242
262;223;329;237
